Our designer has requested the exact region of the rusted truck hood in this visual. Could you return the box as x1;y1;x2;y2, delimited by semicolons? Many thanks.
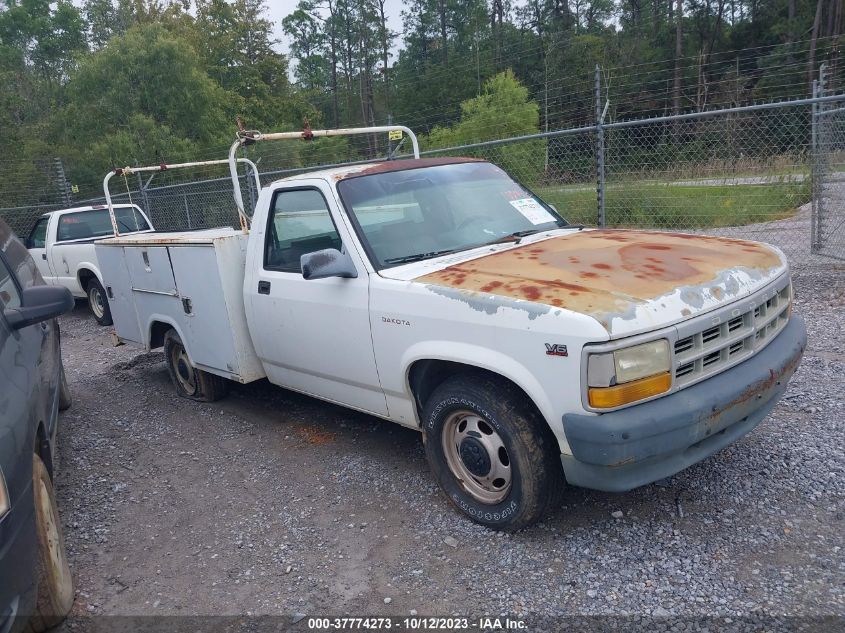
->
412;229;787;338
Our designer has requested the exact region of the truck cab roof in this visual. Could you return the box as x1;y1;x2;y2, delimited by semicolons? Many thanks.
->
269;157;485;187
41;203;140;217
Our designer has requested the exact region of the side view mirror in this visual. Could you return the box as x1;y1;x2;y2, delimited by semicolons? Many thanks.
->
300;248;358;280
4;286;74;330
548;203;558;212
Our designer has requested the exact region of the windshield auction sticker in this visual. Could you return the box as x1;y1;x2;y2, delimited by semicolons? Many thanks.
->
508;198;555;225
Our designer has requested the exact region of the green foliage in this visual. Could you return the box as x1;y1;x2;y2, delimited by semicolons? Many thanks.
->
423;71;545;183
282;5;328;91
298;137;353;167
63;23;229;144
424;71;540;147
536;181;812;229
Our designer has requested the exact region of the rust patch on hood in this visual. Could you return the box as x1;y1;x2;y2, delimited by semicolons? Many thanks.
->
415;229;783;328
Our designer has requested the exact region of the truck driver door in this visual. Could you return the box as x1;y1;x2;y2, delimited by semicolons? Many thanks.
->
27;217;54;282
246;181;388;417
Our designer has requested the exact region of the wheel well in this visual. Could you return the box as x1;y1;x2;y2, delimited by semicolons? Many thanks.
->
408;359;540;421
34;422;54;480
149;321;173;349
78;268;97;292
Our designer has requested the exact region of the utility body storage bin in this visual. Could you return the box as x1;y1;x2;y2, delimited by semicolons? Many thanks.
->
95;228;265;383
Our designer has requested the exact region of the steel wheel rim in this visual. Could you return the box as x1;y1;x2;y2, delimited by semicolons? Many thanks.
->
89;286;104;319
442;410;512;504
170;343;197;395
37;478;70;591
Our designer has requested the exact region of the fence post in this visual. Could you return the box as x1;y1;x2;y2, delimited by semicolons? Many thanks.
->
136;172;151;217
812;63;831;255
811;80;819;252
595;64;606;227
183;190;193;229
387;113;393;160
246;167;257;216
54;158;72;206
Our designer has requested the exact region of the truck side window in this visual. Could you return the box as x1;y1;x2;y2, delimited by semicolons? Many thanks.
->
0;255;21;310
264;189;342;273
28;218;49;249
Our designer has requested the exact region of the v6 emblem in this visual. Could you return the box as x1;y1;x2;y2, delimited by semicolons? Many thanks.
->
545;343;568;357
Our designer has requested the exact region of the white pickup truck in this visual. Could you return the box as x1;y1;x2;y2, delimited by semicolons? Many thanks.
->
26;204;154;325
95;127;806;530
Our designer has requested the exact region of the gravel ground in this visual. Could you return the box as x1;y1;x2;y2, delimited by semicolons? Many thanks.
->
52;261;844;628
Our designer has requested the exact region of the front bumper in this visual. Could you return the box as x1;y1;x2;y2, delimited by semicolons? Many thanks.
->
560;315;807;492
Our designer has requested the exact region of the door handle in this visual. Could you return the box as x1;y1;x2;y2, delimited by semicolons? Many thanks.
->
257;281;271;295
42;253;47;260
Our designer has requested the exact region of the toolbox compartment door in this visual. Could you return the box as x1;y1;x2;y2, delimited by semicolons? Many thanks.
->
168;245;241;377
95;244;143;343
124;246;177;294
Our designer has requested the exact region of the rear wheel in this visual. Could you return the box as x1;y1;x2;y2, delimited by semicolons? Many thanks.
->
422;373;563;531
28;454;73;632
163;329;229;402
86;278;112;327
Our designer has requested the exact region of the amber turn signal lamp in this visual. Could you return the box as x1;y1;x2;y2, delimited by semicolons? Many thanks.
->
588;372;672;409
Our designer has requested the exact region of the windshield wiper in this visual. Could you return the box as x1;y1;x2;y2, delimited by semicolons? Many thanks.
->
384;249;460;265
484;224;585;246
483;229;545;246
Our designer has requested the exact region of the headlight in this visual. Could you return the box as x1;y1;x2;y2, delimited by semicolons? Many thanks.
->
0;467;9;520
587;339;671;409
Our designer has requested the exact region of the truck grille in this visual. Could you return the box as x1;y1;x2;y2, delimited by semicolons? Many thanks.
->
673;282;792;388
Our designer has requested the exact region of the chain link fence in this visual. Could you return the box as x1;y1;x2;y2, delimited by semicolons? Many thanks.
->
1;88;844;269
422;93;844;267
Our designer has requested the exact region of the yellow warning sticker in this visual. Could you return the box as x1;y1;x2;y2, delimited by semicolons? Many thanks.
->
388;130;403;141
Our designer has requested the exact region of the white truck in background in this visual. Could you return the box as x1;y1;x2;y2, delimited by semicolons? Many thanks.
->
94;126;807;530
26;204;154;325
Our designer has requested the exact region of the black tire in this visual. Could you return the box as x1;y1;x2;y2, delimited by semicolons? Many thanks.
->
163;329;229;402
86;278;112;326
28;454;74;632
422;373;563;531
58;365;72;411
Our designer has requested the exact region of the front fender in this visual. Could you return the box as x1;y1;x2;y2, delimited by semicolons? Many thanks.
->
401;340;570;453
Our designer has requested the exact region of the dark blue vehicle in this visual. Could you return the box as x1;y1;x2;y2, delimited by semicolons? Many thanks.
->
0;218;75;633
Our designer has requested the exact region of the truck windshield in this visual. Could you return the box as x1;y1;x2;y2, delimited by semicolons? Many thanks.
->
57;206;150;242
336;161;566;268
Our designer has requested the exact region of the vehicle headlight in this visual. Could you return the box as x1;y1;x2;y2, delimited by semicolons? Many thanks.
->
0;467;9;520
587;339;671;409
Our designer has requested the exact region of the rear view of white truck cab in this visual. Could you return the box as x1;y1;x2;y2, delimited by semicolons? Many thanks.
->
96;127;806;531
26;204;153;325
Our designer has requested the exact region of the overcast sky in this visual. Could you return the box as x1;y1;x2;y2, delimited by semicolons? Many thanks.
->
265;0;406;57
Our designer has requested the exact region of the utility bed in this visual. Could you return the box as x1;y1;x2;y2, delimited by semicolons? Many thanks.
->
95;228;264;383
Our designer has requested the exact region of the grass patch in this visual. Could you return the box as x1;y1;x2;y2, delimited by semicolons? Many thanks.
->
534;180;811;229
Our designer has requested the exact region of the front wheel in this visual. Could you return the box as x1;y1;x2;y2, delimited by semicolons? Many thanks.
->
29;453;74;631
163;329;229;402
422;373;563;531
86;278;112;326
